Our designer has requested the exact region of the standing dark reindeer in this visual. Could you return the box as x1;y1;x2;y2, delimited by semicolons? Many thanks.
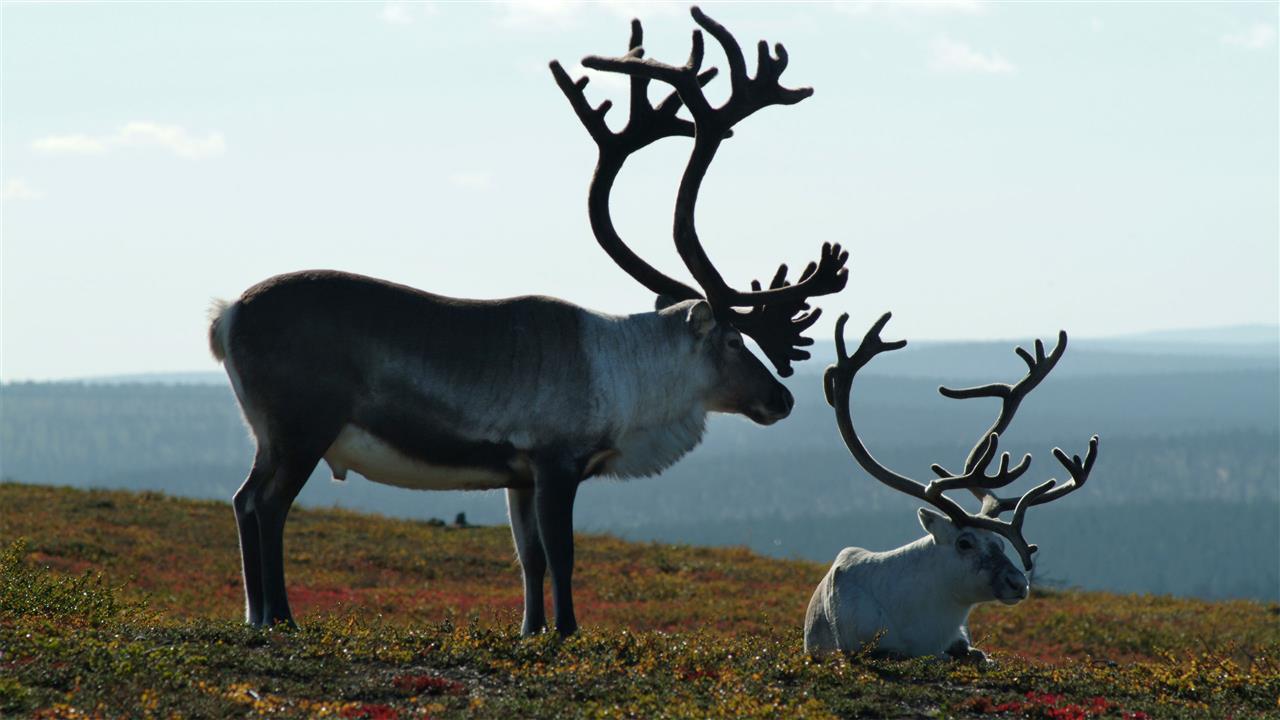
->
208;7;847;635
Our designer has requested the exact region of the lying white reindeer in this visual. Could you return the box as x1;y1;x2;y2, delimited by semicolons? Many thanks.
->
804;313;1099;659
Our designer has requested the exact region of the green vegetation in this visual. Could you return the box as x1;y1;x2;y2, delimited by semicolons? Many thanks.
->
2;483;1278;718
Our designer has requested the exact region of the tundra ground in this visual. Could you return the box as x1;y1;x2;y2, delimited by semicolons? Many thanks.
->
2;483;1276;718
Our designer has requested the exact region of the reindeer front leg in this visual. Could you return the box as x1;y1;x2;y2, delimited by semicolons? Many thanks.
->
532;458;580;636
945;629;989;663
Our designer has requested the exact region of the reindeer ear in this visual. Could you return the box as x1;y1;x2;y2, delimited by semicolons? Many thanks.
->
654;294;680;311
918;508;957;544
686;300;716;339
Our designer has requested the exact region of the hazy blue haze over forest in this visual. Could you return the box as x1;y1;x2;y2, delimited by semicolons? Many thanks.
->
4;333;1276;602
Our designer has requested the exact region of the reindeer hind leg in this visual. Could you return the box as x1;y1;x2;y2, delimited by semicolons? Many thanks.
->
253;448;324;629
233;449;275;626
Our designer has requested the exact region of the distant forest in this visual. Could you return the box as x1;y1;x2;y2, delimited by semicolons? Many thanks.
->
2;342;1277;602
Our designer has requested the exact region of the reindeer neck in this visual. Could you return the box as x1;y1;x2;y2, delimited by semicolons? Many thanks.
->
878;537;975;622
580;310;711;478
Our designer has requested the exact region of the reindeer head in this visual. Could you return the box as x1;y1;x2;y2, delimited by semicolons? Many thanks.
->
657;298;795;424
825;312;1100;573
918;509;1030;606
551;8;847;425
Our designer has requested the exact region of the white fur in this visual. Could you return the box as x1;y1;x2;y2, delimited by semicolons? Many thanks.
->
323;424;514;490
804;513;1028;658
578;304;712;478
210;303;270;464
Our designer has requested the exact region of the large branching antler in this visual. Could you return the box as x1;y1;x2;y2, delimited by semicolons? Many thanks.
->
582;7;848;310
554;7;848;376
824;313;1100;570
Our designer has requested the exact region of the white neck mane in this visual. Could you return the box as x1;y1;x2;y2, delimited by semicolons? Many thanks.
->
580;309;712;478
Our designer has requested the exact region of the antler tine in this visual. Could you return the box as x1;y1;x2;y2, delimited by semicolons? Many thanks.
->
925;432;1032;497
549;60;611;147
979;435;1100;517
582;39;702;102
731;263;825;377
691;7;813;121
1049;434;1099;497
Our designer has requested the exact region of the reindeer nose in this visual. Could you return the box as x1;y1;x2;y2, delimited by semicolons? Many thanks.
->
774;386;795;416
1004;574;1029;597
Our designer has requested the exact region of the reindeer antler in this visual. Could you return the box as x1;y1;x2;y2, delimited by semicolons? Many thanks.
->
582;7;849;310
732;265;825;371
928;332;1098;518
826;313;1101;570
550;19;713;304
554;8;848;376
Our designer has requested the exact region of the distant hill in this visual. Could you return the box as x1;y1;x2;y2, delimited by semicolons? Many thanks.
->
1098;323;1279;345
795;323;1278;378
796;342;1278;379
51;324;1280;385
1081;336;1277;360
3;331;1277;602
72;371;227;385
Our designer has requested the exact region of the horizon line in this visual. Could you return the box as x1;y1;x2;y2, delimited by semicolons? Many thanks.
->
3;321;1275;385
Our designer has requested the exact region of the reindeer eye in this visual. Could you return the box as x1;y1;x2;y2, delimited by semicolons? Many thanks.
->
957;537;974;552
726;336;743;350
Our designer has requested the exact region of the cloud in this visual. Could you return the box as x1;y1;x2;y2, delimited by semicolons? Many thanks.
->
449;171;492;191
930;37;1014;74
835;0;985;17
32;122;226;159
573;62;629;94
499;0;575;29
380;2;413;25
599;1;684;21
31;134;108;155
497;1;679;30
378;1;437;25
1;179;43;201
1222;23;1276;50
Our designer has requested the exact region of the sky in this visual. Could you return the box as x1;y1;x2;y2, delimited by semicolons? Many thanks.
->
2;1;1277;381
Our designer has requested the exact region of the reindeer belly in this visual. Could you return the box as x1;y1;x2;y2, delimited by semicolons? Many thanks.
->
323;425;527;491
